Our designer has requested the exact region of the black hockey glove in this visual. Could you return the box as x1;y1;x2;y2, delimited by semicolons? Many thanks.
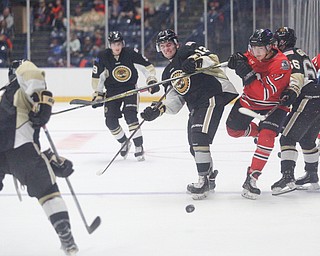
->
43;149;74;177
141;102;166;121
235;62;256;86
92;92;105;108
0;173;4;191
147;79;160;94
29;91;54;129
181;58;196;74
279;89;298;106
227;52;247;69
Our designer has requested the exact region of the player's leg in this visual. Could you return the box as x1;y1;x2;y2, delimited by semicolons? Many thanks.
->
5;143;78;255
123;94;144;161
186;97;223;199
244;108;287;199
105;100;131;159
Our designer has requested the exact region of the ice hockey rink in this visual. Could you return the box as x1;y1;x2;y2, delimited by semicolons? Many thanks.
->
1;102;320;256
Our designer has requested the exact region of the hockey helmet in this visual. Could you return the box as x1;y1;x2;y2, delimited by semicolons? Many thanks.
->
8;59;26;82
249;29;274;47
273;27;297;49
107;31;125;48
156;29;179;52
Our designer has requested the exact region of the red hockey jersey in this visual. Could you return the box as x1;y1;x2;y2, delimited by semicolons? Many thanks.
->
240;48;291;110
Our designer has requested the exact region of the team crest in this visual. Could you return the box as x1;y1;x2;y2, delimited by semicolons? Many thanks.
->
171;70;190;95
280;60;290;70
112;65;132;82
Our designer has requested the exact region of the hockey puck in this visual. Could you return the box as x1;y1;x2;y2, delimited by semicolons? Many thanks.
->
185;204;195;213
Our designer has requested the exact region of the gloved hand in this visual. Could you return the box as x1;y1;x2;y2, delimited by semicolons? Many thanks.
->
147;78;160;94
280;89;298;106
92;92;105;108
227;52;247;69
43;149;74;177
235;62;256;85
141;102;166;121
181;58;196;74
29;90;53;129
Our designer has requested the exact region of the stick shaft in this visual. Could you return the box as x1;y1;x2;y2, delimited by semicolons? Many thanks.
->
42;125;101;234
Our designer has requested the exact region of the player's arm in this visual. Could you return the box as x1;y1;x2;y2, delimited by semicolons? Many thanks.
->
131;49;159;94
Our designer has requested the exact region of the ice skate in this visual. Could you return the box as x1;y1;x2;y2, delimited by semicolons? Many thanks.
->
187;175;209;200
134;145;145;161
55;220;79;256
271;170;296;195
241;169;261;200
208;169;218;191
295;171;320;190
120;140;132;159
61;243;79;256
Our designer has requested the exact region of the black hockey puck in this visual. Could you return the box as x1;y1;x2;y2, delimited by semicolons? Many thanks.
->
185;204;195;213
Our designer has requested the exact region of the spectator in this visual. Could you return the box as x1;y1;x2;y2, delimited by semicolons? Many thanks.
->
0;33;12;67
52;9;67;31
0;6;14;37
33;0;52;31
109;0;122;20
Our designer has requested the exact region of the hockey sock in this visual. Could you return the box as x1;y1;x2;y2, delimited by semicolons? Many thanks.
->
128;121;143;146
193;145;212;176
250;129;277;172
303;146;319;172
110;125;127;143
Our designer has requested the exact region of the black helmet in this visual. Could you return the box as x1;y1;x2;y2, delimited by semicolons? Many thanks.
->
249;29;274;47
156;29;179;52
274;27;297;49
108;31;124;46
8;59;26;82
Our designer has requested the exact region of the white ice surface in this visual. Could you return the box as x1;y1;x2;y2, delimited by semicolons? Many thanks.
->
1;102;319;256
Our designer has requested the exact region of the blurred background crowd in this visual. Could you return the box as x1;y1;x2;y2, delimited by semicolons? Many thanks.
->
0;0;319;68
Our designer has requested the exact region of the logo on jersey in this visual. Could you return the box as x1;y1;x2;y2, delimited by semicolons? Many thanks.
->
281;60;290;70
112;65;132;82
171;70;190;95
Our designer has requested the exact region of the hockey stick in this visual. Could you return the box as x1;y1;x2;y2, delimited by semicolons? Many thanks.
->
42;125;101;234
238;104;280;121
96;87;173;176
53;62;228;115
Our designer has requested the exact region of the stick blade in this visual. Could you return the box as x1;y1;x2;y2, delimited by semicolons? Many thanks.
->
238;107;265;121
87;216;101;234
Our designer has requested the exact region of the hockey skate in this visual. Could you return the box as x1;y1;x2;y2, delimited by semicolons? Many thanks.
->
120;140;132;159
134;145;145;161
295;171;320;190
55;220;79;256
241;169;261;200
271;170;296;195
187;175;209;200
208;169;219;191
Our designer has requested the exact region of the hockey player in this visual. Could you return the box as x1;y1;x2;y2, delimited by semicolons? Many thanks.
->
271;27;320;194
91;31;159;161
0;60;78;255
141;29;238;199
226;28;291;199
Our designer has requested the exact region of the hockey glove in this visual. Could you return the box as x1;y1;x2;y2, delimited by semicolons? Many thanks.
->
147;77;160;94
227;52;247;69
280;89;298;106
43;149;74;177
181;58;196;74
29;90;54;129
92;92;105;108
0;173;4;191
141;102;166;121
235;62;256;86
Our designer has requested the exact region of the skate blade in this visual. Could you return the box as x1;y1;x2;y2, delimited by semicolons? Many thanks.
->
296;183;320;191
136;155;145;162
272;187;296;196
192;191;208;200
241;189;259;200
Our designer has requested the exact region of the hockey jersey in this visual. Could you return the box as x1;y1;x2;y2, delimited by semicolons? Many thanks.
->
91;47;156;96
161;42;238;113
